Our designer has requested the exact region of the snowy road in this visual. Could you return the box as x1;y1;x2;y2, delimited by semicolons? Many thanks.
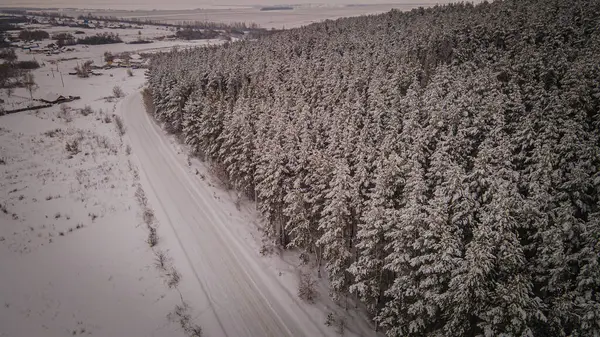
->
119;92;326;337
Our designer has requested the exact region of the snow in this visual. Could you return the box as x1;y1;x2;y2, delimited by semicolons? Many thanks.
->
0;1;475;29
0;83;188;337
39;91;65;102
0;27;206;337
119;92;378;337
1;21;379;337
3;0;464;11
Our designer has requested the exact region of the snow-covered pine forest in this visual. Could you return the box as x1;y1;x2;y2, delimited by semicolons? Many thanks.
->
145;0;600;335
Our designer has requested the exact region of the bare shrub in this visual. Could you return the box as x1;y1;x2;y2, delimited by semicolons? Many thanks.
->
298;271;317;303
166;267;181;288
325;312;335;327
112;85;124;98
126;68;133;77
103;114;112;123
58;104;72;122
65;139;80;155
103;51;114;62
154;250;169;271
259;243;274;256
80;105;94;116
125;144;131;155
135;185;147;206
75;60;93;78
93;134;111;149
187;325;203;337
325;312;346;335
168;302;202;337
113;115;126;136
44;128;62;138
143;208;155;226
147;226;158;247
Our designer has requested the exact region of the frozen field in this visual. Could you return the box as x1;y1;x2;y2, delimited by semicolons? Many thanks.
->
1;0;455;11
0;1;470;29
41;4;425;29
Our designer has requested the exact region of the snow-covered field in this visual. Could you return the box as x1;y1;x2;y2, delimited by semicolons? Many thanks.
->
3;0;455;11
52;4;425;29
1;24;378;337
0;62;187;337
0;1;472;29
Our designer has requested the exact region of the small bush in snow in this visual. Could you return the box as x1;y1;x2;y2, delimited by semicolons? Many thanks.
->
259;243;274;256
154;250;169;271
147;226;158;247
103;114;112;123
135;185;147;206
127;68;133;77
58;104;72;122
298;271;317;303
43;128;62;138
103;51;114;62
114;115;126;136
325;312;346;335
65;139;80;155
143;208;155;226
75;60;93;78
0;158;5;165
167;302;203;337
80;105;94;116
112;85;124;98
166;267;181;288
125;144;131;155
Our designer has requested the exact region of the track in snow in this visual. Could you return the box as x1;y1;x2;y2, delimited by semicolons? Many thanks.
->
119;92;327;337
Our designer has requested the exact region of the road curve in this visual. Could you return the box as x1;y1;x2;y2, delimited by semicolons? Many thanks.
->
119;92;309;337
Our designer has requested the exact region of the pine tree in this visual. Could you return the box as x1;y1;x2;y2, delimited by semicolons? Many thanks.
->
318;158;354;302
